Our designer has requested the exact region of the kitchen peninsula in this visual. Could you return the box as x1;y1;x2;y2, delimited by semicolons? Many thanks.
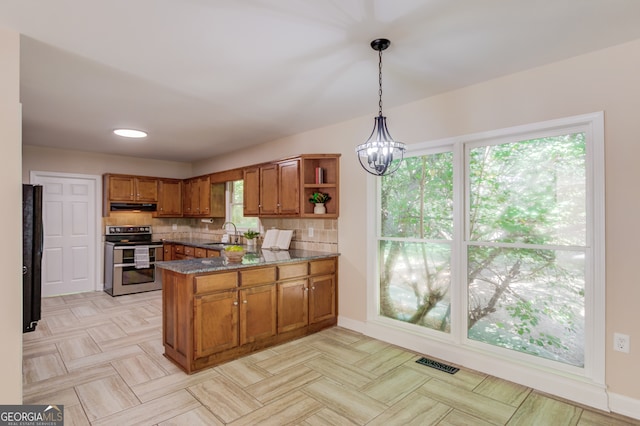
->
157;249;338;374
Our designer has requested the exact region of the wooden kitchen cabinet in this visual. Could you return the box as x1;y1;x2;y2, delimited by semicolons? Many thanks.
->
183;176;225;218
244;159;300;217
277;278;309;333
194;290;239;358
161;255;338;374
277;258;337;332
240;284;277;345
309;273;336;324
300;154;340;218
163;243;174;261
157;178;182;217
243;166;260;216
193;283;276;357
105;174;158;202
243;154;339;218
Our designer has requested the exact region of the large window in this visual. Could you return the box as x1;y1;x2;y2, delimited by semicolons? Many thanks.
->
376;114;603;374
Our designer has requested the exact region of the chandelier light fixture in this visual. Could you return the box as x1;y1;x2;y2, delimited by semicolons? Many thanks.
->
355;38;406;176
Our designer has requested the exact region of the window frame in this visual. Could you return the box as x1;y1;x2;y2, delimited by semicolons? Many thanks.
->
367;112;605;388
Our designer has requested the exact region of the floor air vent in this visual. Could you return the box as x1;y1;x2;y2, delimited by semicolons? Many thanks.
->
416;357;459;374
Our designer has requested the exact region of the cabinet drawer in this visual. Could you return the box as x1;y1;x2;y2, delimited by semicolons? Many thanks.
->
184;246;194;256
310;258;336;275
206;249;221;258
174;245;185;254
240;267;277;287
278;262;308;280
195;272;238;294
195;247;207;258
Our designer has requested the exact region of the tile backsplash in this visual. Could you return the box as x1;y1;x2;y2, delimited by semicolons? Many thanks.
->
103;214;338;253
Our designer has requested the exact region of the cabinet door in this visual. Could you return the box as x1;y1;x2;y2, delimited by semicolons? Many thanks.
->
210;182;225;217
109;176;135;201
243;167;260;216
277;279;308;333
157;179;182;217
309;274;336;324
197;176;211;216
190;179;201;215
194;290;239;358
240;284;276;345
135;177;158;201
259;164;279;215
278;160;300;215
182;180;193;216
163;243;173;261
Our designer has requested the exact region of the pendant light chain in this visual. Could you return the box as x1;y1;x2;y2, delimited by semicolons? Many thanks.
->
378;49;383;117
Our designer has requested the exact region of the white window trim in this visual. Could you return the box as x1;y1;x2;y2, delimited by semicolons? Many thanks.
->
362;112;607;410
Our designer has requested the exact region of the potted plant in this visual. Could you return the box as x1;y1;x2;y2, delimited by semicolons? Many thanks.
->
309;192;331;214
243;229;260;248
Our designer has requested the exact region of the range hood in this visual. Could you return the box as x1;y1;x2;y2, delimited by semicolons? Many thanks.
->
109;202;157;212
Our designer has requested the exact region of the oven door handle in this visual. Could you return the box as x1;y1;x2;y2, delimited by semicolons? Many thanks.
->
113;245;162;251
113;262;157;268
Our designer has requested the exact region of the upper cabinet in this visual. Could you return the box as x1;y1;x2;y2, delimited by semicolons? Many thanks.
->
300;154;339;218
244;154;339;218
254;159;300;217
102;154;338;218
157;178;183;217
106;174;158;202
183;175;225;218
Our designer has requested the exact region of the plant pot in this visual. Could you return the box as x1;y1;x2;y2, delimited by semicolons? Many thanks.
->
313;203;326;214
246;238;256;249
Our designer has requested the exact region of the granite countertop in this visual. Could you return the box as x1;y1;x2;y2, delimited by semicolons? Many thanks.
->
156;248;339;274
161;238;229;251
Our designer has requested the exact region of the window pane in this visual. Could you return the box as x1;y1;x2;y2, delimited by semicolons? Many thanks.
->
229;180;259;230
232;180;244;204
468;133;585;246
381;152;453;239
467;246;585;367
379;240;451;332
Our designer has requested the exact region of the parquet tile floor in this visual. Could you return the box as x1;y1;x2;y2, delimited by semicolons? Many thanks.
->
22;290;640;425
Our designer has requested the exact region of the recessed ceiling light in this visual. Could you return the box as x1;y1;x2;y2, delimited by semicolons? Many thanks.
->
113;128;148;138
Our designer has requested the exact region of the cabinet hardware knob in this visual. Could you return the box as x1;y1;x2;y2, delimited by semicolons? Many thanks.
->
233;301;238;305
304;288;308;292
311;286;315;290
243;300;248;304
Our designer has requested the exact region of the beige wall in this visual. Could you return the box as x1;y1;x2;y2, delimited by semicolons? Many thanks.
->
194;38;640;401
1;27;23;403
22;145;193;183
18;37;640;404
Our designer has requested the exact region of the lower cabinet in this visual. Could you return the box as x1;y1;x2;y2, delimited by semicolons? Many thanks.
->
240;284;277;345
194;290;238;358
277;278;308;333
162;256;338;374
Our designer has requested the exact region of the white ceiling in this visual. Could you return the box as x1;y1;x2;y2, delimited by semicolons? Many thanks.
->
2;0;640;163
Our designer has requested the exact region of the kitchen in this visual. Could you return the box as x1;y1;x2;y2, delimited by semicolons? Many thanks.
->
5;1;640;423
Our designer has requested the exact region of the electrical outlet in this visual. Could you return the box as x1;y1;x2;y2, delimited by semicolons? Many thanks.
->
614;333;630;353
172;224;177;231
308;227;314;237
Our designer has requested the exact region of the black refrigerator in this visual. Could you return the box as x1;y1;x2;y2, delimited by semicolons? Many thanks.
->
23;184;43;333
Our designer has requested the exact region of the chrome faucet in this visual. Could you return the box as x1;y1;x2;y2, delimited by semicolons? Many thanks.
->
222;222;239;243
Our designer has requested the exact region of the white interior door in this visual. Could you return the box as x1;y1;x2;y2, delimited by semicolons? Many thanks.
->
31;172;100;296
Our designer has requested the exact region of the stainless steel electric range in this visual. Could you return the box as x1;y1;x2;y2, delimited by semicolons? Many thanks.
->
104;225;163;296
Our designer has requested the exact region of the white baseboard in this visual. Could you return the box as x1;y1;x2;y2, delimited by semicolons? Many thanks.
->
335;316;638;415
608;392;640;420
